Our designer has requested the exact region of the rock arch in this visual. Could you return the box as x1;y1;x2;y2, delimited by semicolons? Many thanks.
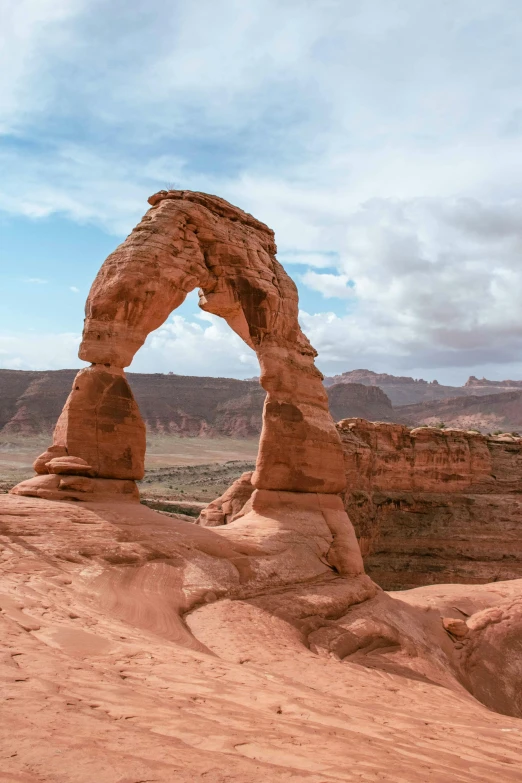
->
12;191;363;576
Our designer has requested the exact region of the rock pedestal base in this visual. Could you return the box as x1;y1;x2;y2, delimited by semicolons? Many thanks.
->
10;474;139;503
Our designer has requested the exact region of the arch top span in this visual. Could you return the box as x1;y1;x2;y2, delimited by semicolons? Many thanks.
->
12;190;353;507
80;189;310;370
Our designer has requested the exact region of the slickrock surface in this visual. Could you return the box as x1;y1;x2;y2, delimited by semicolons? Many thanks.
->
1;493;522;782
339;419;522;588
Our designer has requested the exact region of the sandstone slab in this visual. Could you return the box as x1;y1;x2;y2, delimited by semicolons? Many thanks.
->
1;493;522;782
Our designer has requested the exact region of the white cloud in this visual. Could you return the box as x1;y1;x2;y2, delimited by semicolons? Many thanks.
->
299;196;522;377
0;312;259;377
3;1;522;381
301;271;355;299
0;332;82;370
0;0;85;133
277;250;338;269
69;286;80;293
4;1;522;234
131;312;258;377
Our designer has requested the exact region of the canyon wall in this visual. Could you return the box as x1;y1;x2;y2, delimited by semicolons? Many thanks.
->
339;419;522;589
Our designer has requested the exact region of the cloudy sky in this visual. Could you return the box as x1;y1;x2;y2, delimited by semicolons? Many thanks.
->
2;0;522;384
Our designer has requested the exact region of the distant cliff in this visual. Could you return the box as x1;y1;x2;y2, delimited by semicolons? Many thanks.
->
3;367;521;438
465;375;522;389
327;382;393;422
398;389;522;434
0;369;393;438
323;368;522;406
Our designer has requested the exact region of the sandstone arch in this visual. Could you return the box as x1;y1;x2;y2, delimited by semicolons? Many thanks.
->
12;191;363;576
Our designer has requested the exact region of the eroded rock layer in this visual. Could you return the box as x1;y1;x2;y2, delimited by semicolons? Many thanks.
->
398;388;522;433
339;419;522;588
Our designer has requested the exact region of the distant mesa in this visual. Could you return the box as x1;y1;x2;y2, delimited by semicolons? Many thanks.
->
326;382;393;423
397;389;522;433
0;370;394;437
323;368;522;409
2;366;522;436
465;374;522;388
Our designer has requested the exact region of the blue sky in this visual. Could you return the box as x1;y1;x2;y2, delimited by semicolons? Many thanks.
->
2;0;522;383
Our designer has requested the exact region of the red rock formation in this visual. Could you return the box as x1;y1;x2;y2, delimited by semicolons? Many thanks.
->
11;191;363;576
4;198;522;779
52;365;146;480
339;419;497;494
203;418;522;588
199;470;254;526
338;419;522;588
14;191;344;495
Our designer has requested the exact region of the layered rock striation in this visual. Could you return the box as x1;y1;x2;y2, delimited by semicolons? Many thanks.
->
338;419;522;589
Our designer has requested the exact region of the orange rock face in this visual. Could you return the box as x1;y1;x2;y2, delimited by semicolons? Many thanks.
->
51;365;146;480
338;418;522;587
199;471;255;527
338;419;496;494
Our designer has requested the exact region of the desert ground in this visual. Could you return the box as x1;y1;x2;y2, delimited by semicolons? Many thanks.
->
0;433;258;502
